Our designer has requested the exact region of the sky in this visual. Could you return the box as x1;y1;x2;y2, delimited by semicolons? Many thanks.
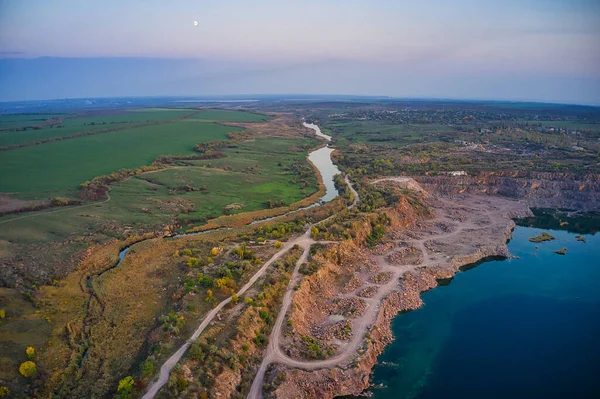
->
0;0;599;104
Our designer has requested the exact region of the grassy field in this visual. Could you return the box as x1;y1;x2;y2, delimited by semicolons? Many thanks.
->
0;113;69;129
61;109;194;126
0;121;240;198
185;109;271;122
0;124;111;147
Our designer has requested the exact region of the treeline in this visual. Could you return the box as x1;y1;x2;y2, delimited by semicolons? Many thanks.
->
0;197;82;217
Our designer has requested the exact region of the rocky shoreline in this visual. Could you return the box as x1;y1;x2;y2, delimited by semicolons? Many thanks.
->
270;195;532;398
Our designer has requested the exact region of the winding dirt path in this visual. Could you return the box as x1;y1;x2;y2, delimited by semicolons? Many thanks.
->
246;193;517;399
141;120;356;398
143;178;357;399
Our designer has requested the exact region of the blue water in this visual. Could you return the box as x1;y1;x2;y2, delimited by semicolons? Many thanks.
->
370;226;600;399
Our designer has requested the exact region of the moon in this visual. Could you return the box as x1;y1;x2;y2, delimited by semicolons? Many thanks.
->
193;20;198;27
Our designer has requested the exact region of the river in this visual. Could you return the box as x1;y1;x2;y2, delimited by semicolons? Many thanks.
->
117;122;339;263
141;122;344;398
368;225;600;399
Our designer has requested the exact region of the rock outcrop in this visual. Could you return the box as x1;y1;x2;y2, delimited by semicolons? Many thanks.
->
415;172;600;211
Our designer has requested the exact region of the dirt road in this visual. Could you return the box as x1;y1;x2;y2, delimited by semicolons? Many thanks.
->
247;192;526;399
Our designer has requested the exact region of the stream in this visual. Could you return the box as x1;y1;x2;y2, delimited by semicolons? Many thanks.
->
115;122;338;265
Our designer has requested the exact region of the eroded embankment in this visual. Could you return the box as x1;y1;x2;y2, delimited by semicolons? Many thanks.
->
415;172;600;211
268;193;532;399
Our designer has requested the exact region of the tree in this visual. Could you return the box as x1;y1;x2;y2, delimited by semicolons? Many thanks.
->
310;226;319;239
205;290;215;305
231;293;239;304
274;241;283;249
0;386;9;397
26;346;35;359
19;361;37;378
211;247;219;256
117;376;135;399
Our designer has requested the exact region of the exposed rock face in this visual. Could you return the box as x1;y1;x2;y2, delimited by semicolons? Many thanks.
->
270;194;531;399
415;172;600;211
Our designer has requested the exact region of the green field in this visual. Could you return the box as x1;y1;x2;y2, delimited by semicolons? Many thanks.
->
0;109;270;147
0;113;69;129
61;109;195;126
0;121;239;198
185;109;271;122
0;136;318;258
0;124;112;147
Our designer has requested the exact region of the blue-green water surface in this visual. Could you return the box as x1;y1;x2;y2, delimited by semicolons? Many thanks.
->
370;226;600;399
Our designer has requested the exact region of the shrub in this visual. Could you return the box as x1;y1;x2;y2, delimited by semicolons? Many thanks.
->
182;248;193;256
173;250;180;258
231;293;239;304
205;290;215;305
141;360;155;378
19;361;37;378
117;376;135;398
187;257;199;268
26;346;35;359
0;386;9;397
274;241;283;249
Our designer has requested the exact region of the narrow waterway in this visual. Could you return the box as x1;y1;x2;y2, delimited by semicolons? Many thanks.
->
369;226;600;399
142;122;343;398
116;122;339;262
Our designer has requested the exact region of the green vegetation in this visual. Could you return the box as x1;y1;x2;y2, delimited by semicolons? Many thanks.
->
529;232;556;243
185;109;271;122
18;361;37;378
0;121;238;197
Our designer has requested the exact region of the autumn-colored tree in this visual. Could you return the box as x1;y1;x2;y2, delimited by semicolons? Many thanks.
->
210;247;219;256
19;361;37;378
205;290;215;305
26;346;35;359
310;226;319;239
231;293;239;304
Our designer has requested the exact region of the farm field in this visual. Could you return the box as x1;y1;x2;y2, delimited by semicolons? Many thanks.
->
0;118;320;286
184;109;271;122
0;124;111;147
0;120;239;198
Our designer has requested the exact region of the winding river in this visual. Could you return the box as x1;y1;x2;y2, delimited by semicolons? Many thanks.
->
139;122;342;398
116;122;338;264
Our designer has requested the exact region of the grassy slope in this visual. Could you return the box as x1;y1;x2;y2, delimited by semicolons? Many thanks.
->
0;121;239;198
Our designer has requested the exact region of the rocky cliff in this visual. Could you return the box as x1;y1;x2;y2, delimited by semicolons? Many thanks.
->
415;172;600;211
